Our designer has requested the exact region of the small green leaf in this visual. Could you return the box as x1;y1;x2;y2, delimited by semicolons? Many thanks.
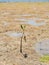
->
20;25;23;30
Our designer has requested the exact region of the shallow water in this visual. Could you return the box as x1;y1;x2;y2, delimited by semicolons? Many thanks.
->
18;19;46;26
26;19;46;26
0;0;48;2
4;31;22;37
35;39;49;55
0;11;46;26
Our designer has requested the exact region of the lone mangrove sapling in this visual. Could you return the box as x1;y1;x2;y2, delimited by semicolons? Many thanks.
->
20;25;27;58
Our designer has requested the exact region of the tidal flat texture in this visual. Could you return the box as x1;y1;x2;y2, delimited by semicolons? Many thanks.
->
0;3;49;65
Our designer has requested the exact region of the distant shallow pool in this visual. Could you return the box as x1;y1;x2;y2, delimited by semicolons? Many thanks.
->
26;19;46;26
15;18;46;26
35;39;49;56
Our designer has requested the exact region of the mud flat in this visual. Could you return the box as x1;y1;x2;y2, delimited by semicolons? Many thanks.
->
0;3;49;65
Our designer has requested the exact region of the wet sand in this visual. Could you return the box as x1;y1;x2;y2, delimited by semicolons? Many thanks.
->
0;3;49;65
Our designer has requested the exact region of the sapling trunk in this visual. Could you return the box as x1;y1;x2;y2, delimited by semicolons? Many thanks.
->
20;36;23;53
